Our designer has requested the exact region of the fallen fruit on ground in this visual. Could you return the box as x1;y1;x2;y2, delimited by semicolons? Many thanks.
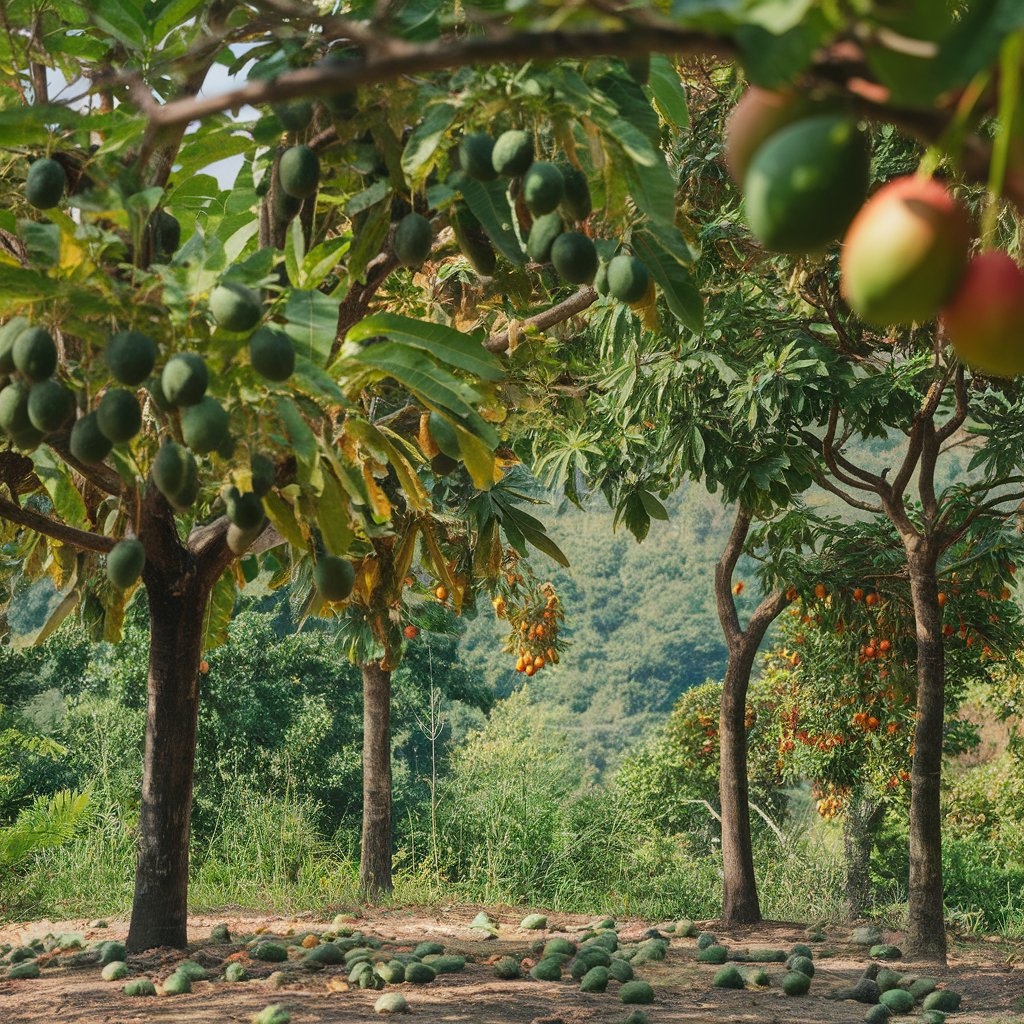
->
620;980;655;1004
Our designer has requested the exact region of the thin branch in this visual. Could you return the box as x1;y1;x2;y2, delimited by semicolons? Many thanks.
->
714;507;749;648
485;286;598;353
813;471;886;515
0;496;116;554
935;364;968;445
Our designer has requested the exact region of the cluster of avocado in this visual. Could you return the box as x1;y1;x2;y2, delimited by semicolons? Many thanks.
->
836;960;962;1022
453;129;652;305
1;932;125;982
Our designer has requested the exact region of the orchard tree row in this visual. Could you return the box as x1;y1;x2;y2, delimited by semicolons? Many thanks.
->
3;0;1024;965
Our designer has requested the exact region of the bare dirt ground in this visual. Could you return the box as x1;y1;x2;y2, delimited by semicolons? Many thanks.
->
0;906;1021;1024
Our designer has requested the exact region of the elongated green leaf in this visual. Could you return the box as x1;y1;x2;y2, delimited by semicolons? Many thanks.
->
33;448;88;528
203;570;236;650
0;265;58;311
648;56;689;128
460;179;525;266
318;468;354;555
283;289;341;365
632;228;704;331
262;489;307;548
275;397;318;465
90;0;148;51
401;102;457;183
347;313;503;381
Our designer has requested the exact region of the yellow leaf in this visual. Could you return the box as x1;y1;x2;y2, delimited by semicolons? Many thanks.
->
362;463;391;520
263;490;308;550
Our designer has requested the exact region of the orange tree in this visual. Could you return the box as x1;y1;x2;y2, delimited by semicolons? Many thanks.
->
767;515;1024;916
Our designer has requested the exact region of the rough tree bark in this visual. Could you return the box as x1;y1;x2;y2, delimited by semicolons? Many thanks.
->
715;508;788;926
843;793;885;919
360;660;393;898
904;543;948;961
125;497;234;952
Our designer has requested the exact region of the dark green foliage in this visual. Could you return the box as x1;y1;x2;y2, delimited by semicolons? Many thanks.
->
459;133;497;181
713;965;744;989
69;411;113;464
106;540;145;590
561;167;592;221
581;965;609;992
428;411;460;459
249;328;295;382
27;381;74;433
527;212;563;263
106;331;157;386
161;353;208;406
96;389;142;443
25;158;65;209
620;980;654;1004
394;213;433;268
492;130;533;176
279;145;320;198
181;396;229;454
551;232;598;285
626;56;650;84
606;255;649;303
209;282;262;332
880;989;914;1014
493;956;521;979
404;962;436;984
13;326;57;382
782;970;811;996
523;162;564;216
252;941;288;962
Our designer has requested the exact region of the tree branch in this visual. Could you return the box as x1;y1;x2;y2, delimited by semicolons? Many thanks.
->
485;286;598;353
0;496;116;553
715;506;749;648
935;364;968;445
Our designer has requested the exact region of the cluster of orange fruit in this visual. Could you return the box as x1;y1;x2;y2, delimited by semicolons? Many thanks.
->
812;782;849;821
511;582;564;677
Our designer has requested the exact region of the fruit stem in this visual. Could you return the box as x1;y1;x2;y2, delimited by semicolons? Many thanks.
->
981;30;1023;249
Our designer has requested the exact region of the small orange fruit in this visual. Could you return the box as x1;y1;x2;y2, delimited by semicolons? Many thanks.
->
524;663;536;676
199;659;210;674
852;587;864;601
814;583;827;599
403;625;419;640
435;585;448;602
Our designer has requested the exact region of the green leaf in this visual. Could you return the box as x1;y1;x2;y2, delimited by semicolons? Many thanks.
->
0;106;78;147
90;0;149;52
460;178;526;266
620;152;677;225
0;266;58;312
202;570;236;651
33;448;88;528
262;489;307;549
736;10;832;89
275;397;318;465
342;197;392;287
401;102;457;184
8;577;80;651
318;468;355;555
648;56;689;128
292;355;346;404
632;228;704;331
347;312;504;381
152;0;208;43
283;290;341;366
639;490;670;521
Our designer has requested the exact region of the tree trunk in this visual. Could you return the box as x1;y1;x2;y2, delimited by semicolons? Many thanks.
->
843;793;884;918
126;573;209;952
905;548;948;963
719;640;762;925
360;660;393;898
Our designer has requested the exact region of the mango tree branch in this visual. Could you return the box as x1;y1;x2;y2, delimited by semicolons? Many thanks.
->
0;495;116;553
485;286;598;353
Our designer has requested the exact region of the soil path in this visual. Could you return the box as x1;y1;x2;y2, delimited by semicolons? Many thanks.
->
0;907;1020;1024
